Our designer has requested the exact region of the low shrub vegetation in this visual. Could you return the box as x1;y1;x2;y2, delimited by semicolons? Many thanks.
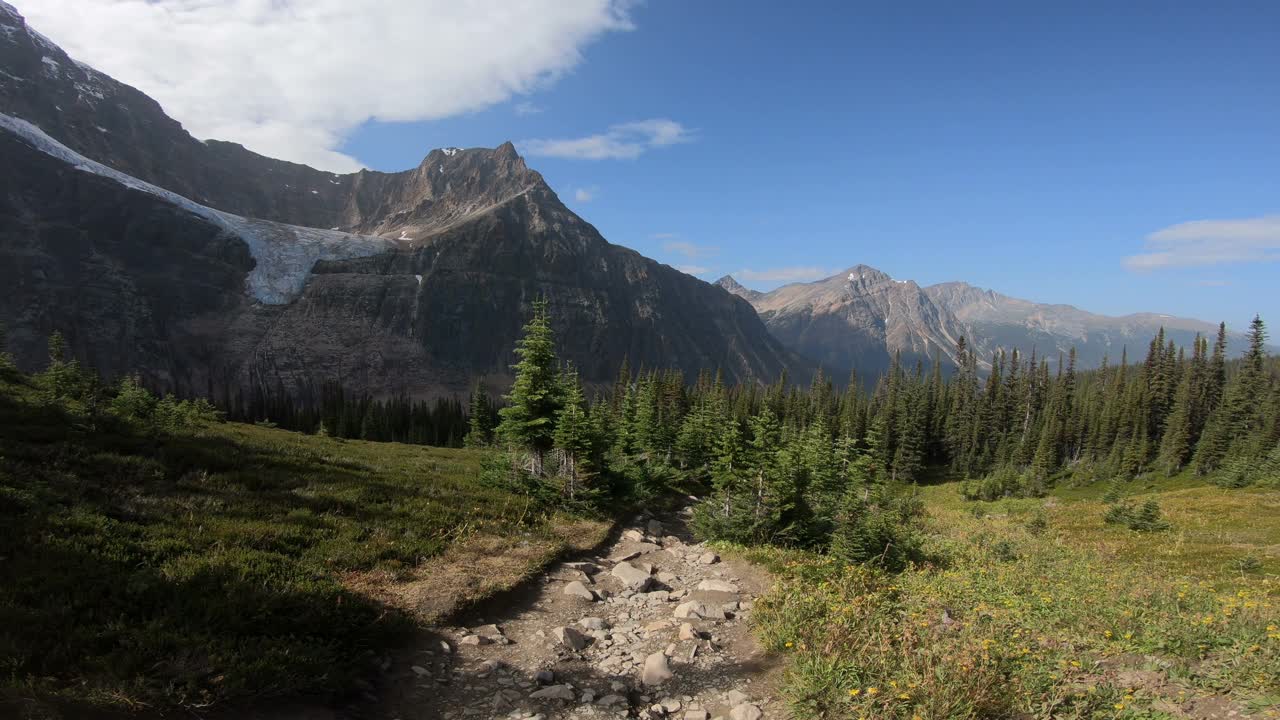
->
0;369;584;712
749;480;1280;719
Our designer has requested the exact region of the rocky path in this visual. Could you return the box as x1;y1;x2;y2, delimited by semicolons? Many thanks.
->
371;506;783;720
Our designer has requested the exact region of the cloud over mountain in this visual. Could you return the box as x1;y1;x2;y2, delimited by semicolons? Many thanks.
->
522;119;692;160
20;0;633;171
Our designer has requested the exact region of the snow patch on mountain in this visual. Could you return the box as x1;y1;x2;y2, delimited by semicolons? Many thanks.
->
0;112;391;304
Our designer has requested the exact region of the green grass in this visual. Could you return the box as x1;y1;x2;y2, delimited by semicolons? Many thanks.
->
0;370;590;713
747;476;1280;719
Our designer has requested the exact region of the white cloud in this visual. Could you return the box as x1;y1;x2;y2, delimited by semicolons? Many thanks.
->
663;240;719;259
20;0;633;172
514;101;545;116
574;186;598;202
674;264;710;276
736;266;836;283
1124;215;1280;271
521;118;693;160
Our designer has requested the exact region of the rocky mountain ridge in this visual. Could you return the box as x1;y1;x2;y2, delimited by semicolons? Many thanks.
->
0;2;801;400
720;267;1258;378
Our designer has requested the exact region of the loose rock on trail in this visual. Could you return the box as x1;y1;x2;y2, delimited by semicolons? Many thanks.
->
369;506;782;719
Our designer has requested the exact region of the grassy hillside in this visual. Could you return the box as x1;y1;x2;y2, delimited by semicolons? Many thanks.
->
0;368;604;713
746;476;1280;718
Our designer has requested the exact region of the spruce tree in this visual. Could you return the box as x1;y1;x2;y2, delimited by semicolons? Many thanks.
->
1156;344;1198;475
463;380;496;447
496;297;563;474
553;366;594;499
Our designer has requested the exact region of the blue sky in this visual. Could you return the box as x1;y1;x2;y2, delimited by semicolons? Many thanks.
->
28;0;1278;330
339;1;1280;329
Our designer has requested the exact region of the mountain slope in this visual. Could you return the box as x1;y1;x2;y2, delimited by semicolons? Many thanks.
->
921;281;1255;369
719;267;977;378
722;267;1258;378
0;3;801;399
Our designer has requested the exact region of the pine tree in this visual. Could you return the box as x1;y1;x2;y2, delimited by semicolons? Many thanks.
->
1195;317;1269;477
496;297;563;474
892;381;926;483
1156;342;1198;475
463;380;496;447
553;366;595;499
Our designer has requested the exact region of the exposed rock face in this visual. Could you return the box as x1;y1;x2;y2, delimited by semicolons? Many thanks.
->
720;265;977;378
0;3;801;399
714;275;763;303
721;266;1260;379
922;281;1256;370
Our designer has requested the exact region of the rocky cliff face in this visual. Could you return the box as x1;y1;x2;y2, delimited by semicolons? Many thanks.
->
0;3;801;399
719;267;980;378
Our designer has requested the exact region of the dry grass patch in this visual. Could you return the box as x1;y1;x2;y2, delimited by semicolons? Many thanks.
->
345;516;610;623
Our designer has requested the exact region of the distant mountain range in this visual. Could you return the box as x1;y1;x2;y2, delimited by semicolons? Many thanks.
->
0;2;798;400
717;266;1260;378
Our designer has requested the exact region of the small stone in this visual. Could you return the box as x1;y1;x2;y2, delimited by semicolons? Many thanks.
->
729;704;763;720
439;640;453;653
579;616;608;630
612;561;654;591
726;690;749;706
597;694;626;706
673;601;725;620
678;623;698;640
660;698;683;713
553;626;590;651
535;669;555;685
623;529;645;542
472;623;503;637
684;711;710;720
657;571;679;584
698;552;719;565
642;651;673;686
647;519;665;537
459;634;491;646
410;665;430;676
529;684;575;701
563;580;597;601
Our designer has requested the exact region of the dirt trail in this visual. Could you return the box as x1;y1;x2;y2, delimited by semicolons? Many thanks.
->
365;506;784;720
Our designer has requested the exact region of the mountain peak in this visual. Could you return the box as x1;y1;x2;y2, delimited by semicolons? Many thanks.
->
841;265;893;284
715;275;763;301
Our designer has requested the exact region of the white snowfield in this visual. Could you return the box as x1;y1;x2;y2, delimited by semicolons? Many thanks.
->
0;112;393;305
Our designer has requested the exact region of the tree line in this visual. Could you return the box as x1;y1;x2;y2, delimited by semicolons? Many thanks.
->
477;304;1276;560
4;306;1275;561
